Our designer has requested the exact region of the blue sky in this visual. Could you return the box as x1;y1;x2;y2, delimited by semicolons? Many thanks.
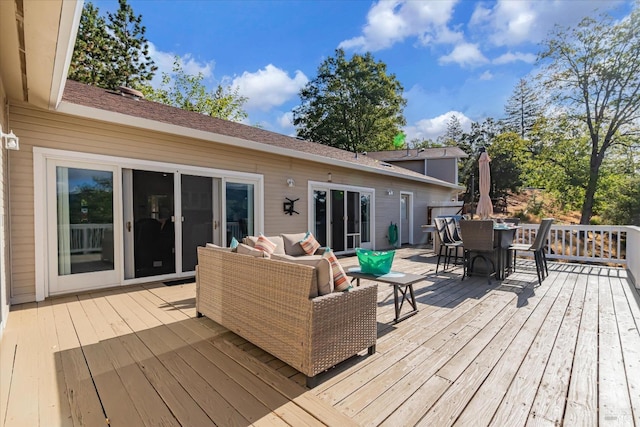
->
93;0;633;142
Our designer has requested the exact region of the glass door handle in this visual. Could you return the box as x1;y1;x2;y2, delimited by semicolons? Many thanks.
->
127;221;132;232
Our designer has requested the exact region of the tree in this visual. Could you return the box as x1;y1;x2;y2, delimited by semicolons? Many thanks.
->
524;115;590;211
69;0;156;89
292;48;407;153
504;78;541;139
487;132;527;198
456;118;500;203
105;0;157;89
439;115;464;147
538;9;640;224
141;57;248;122
68;2;111;86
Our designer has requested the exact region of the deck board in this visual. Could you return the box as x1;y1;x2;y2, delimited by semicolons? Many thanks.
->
1;247;639;427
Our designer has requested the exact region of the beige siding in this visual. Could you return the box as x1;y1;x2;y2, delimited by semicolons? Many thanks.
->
9;105;455;302
0;79;7;327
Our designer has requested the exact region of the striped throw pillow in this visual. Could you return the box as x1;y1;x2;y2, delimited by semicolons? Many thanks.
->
323;248;350;291
254;234;277;255
299;232;321;255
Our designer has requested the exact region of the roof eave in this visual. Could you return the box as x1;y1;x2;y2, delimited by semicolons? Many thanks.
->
55;101;463;190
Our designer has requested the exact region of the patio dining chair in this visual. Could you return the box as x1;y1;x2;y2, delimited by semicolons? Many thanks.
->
445;216;464;243
459;220;496;283
508;218;554;286
434;217;463;273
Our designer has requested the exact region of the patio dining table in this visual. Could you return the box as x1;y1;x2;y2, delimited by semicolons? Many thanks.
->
464;223;519;280
493;224;519;280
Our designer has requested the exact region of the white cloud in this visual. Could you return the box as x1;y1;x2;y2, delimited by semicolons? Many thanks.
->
405;111;473;142
277;112;294;130
232;64;308;111
439;43;488;68
493;51;536;65
479;70;494;81
470;0;626;47
148;42;214;87
339;0;461;51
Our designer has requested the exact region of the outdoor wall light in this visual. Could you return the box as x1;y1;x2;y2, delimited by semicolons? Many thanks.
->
328;172;332;182
1;126;19;150
287;178;295;187
387;189;394;196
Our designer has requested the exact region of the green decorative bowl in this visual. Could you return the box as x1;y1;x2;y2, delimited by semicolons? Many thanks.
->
356;248;395;275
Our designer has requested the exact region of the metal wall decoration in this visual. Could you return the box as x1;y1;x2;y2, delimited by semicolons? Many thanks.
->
283;198;300;215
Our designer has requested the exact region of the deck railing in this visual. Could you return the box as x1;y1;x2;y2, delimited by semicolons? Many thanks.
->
69;223;112;254
514;224;628;266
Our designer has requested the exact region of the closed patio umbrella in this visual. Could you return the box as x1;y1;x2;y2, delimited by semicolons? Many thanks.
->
476;149;493;219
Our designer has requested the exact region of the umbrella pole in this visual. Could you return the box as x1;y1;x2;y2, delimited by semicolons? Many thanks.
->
471;172;475;219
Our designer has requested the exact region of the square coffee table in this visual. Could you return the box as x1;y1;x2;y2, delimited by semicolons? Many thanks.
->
346;268;424;323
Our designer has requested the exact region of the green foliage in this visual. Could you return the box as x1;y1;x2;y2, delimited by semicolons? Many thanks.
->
439;115;464;147
503;78;541;139
68;2;111;86
538;9;640;223
526;194;545;217
457;118;500;203
523;115;590;211
599;151;640;225
68;0;156;89
141;57;248;122
293;48;407;153
105;0;157;88
69;176;114;224
486;132;526;198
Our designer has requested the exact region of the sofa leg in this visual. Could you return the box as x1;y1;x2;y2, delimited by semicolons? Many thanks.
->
306;375;319;388
368;345;376;355
196;311;203;318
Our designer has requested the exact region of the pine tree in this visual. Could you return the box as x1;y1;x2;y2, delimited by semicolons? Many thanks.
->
440;115;464;147
105;0;157;89
504;78;541;139
68;2;111;86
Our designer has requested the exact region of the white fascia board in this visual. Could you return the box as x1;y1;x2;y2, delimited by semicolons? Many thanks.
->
49;1;83;109
56;101;463;191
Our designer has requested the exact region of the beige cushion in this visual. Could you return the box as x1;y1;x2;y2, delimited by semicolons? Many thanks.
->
271;253;334;296
281;232;308;256
237;243;269;258
205;243;233;252
243;235;286;255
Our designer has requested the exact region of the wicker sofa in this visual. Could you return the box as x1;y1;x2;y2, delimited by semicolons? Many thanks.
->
196;246;378;387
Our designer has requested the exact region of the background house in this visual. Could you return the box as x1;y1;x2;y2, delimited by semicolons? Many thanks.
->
365;146;468;185
0;1;463;333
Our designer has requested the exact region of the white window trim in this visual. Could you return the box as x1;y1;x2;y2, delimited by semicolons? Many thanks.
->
307;180;376;250
400;191;414;245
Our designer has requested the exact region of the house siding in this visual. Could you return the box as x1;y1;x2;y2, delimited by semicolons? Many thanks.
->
0;79;8;331
427;158;458;184
9;104;454;303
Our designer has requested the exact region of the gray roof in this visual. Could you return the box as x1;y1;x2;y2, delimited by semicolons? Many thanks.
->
60;80;462;190
365;146;468;161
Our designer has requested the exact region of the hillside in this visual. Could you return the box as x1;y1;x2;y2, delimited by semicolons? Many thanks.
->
494;189;581;225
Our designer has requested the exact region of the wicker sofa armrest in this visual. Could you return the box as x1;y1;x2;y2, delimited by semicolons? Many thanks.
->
304;283;378;377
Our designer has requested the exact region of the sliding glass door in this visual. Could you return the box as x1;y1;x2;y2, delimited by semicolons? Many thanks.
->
312;185;373;252
39;150;263;298
48;162;120;294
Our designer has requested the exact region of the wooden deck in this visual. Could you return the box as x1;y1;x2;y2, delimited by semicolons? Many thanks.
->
2;247;639;426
